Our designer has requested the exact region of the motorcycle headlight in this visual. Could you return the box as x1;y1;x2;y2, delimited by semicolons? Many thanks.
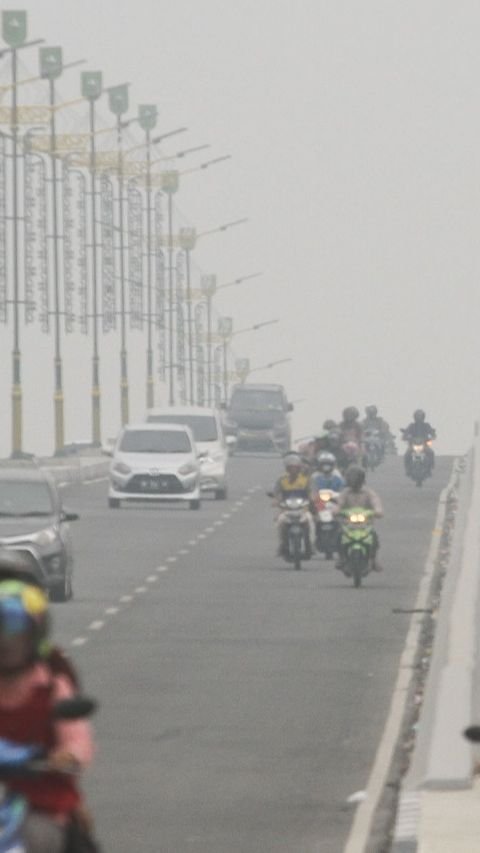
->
29;527;58;546
319;491;331;502
113;462;131;475
413;445;423;453
179;463;196;476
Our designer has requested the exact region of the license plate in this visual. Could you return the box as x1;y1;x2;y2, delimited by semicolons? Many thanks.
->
319;511;333;522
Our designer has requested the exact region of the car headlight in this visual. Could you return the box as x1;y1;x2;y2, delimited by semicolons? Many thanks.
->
29;527;58;547
113;462;131;475
179;463;197;476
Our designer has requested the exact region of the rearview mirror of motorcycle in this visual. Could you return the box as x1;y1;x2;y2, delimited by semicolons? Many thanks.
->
463;725;480;743
52;696;98;721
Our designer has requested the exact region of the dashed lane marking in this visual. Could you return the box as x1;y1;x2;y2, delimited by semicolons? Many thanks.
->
71;637;88;647
105;607;119;615
146;575;158;583
135;586;147;594
119;595;133;603
166;556;177;563
88;620;104;631
156;566;168;573
188;539;197;546
178;548;189;555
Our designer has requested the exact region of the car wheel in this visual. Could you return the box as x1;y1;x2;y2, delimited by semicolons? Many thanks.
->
109;498;121;509
215;487;228;500
50;573;73;603
189;499;201;510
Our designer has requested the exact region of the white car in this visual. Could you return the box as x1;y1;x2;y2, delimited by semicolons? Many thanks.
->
145;406;231;500
108;423;201;510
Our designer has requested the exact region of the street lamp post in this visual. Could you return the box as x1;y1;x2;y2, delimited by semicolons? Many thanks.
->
160;169;180;406
1;10;44;456
108;84;130;426
218;316;233;405
138;104;158;410
200;274;217;407
178;227;196;404
40;47;85;454
81;70;103;445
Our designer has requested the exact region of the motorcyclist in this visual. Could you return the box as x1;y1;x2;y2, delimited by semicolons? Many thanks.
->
363;406;391;441
312;420;342;462
335;466;383;571
0;579;94;853
402;410;436;474
0;549;80;690
273;452;315;557
310;452;345;494
337;407;363;469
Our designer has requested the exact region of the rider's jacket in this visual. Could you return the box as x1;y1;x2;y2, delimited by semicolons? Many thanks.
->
311;472;345;493
363;416;389;437
339;422;363;445
403;422;436;442
0;662;92;817
336;487;383;516
274;472;310;501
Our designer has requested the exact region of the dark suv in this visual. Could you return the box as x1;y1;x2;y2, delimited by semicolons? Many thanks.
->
224;383;293;452
0;467;79;602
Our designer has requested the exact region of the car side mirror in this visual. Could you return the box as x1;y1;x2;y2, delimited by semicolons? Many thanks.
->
61;510;79;522
226;435;236;447
197;450;208;459
287;403;294;412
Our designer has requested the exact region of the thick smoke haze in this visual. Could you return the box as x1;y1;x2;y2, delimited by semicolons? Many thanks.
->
1;0;479;455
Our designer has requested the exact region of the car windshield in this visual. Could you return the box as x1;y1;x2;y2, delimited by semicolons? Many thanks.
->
0;481;54;517
230;390;284;411
119;430;192;453
147;415;218;442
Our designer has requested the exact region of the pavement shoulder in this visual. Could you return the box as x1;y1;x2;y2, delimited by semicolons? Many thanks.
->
417;779;480;852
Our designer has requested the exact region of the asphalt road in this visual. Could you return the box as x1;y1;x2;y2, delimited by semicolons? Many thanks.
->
53;454;452;853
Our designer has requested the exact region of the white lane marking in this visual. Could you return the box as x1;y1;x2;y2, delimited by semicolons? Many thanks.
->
88;620;104;631
188;539;197;546
135;586;147;594
156;566;168;573
166;556;177;563
235;500;244;507
104;607;119;615
146;575;158;583
178;548;189;555
119;595;133;603
205;527;215;533
71;637;87;647
213;520;224;527
222;513;231;519
198;533;207;539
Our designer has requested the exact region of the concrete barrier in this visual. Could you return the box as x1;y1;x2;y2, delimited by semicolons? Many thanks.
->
392;440;479;849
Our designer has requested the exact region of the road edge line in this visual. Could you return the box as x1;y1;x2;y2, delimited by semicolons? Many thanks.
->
343;464;457;853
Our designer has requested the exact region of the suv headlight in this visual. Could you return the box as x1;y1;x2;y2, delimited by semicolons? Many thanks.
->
113;462;131;475
179;463;197;476
29;527;58;547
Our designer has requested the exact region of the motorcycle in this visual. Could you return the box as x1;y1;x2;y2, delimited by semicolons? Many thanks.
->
0;697;97;853
363;429;383;471
313;488;339;559
268;494;312;570
402;431;434;486
339;440;362;473
339;508;375;588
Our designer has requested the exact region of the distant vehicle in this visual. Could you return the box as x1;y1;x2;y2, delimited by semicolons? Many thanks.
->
145;406;231;500
224;383;293;453
0;467;79;602
108;423;201;510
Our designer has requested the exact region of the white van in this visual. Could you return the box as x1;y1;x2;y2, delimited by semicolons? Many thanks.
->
145;406;229;500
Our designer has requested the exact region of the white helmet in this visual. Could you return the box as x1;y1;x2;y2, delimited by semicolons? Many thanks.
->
317;451;335;472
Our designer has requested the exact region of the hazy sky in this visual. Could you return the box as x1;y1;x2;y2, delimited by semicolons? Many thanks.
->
1;0;479;455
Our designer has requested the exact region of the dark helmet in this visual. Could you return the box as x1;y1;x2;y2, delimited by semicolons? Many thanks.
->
0;549;44;589
414;409;426;422
343;406;359;423
365;405;378;417
345;465;366;490
323;419;337;431
0;579;50;658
